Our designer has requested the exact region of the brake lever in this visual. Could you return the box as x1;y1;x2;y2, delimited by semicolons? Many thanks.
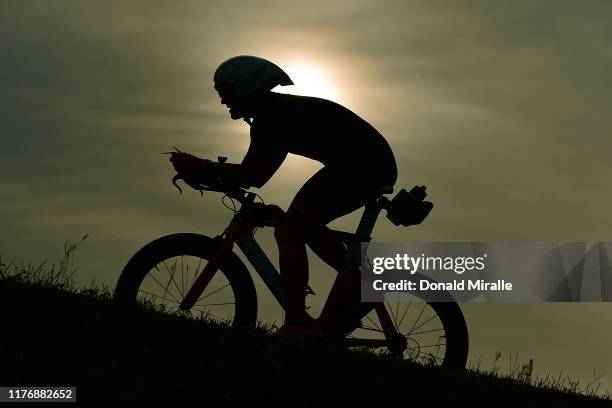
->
171;174;206;196
163;146;205;196
171;174;185;194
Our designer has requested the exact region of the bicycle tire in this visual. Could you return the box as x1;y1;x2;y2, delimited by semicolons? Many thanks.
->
114;233;258;328
422;300;469;368
354;278;469;369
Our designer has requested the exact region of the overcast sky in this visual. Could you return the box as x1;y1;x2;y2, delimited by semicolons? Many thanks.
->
1;0;611;390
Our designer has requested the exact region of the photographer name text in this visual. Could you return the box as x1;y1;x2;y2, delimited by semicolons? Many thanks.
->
372;279;513;292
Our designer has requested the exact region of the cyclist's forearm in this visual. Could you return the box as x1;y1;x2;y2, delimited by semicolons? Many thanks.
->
237;151;285;188
231;163;272;188
207;162;268;188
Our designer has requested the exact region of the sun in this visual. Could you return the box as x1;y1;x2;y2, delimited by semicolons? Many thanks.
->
273;64;340;102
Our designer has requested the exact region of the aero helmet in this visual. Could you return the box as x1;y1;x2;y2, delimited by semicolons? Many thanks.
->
214;56;293;99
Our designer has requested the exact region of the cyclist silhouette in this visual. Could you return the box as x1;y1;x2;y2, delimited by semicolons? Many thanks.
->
170;55;397;337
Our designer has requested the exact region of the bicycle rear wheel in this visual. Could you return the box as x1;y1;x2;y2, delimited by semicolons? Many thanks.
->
114;233;258;328
351;291;468;369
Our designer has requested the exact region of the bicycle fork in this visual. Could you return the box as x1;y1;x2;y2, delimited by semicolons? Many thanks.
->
179;236;233;310
180;207;264;310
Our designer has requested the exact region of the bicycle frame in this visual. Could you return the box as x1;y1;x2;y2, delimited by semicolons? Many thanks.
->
236;199;381;309
179;190;400;346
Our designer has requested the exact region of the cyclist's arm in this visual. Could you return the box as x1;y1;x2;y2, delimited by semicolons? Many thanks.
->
236;144;287;188
229;123;288;188
202;120;287;189
211;139;287;189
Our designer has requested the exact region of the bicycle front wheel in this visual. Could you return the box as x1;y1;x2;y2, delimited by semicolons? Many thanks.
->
114;233;258;328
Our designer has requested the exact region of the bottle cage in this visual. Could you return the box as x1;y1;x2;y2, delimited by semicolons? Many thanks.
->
386;186;433;227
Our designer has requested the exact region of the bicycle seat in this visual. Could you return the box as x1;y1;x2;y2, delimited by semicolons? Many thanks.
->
376;185;394;196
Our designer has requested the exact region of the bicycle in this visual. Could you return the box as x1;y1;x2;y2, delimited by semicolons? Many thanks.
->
114;158;469;368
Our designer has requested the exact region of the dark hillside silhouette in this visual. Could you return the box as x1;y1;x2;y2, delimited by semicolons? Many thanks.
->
0;276;609;407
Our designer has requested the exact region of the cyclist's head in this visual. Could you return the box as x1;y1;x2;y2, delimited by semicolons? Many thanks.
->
214;55;293;120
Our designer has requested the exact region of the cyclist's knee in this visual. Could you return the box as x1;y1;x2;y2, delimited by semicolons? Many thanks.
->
274;213;307;243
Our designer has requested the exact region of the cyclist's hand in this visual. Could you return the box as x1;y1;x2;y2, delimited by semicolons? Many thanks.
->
169;152;204;177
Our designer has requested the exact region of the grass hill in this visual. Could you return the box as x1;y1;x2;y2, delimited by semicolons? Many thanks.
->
0;250;610;407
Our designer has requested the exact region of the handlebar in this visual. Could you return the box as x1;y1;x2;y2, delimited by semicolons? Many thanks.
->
170;172;255;205
165;147;245;199
165;149;432;228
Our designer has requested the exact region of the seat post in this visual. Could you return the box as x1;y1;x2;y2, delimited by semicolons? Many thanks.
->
355;200;383;239
355;185;393;239
341;200;383;262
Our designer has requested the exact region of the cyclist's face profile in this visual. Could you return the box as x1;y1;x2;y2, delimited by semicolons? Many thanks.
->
215;84;245;120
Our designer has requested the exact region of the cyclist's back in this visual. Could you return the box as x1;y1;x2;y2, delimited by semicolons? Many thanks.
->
250;92;397;177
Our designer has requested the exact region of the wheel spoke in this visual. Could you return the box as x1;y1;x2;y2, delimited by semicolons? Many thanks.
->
406;312;439;336
359;325;385;333
193;301;235;308
138;289;180;305
409;327;445;336
396;293;414;328
412;343;447;349
193;256;203;287
149;267;181;303
365;314;382;331
199;282;231;301
162;259;184;298
433;337;443;356
394;292;401;329
406;301;428;336
143;256;237;326
384;296;397;327
345;286;464;368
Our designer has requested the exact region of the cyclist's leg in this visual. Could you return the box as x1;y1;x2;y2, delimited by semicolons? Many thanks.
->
294;167;396;336
276;167;382;332
276;162;397;334
286;167;373;272
274;211;310;322
300;166;395;272
275;167;364;332
275;168;335;329
303;228;346;271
